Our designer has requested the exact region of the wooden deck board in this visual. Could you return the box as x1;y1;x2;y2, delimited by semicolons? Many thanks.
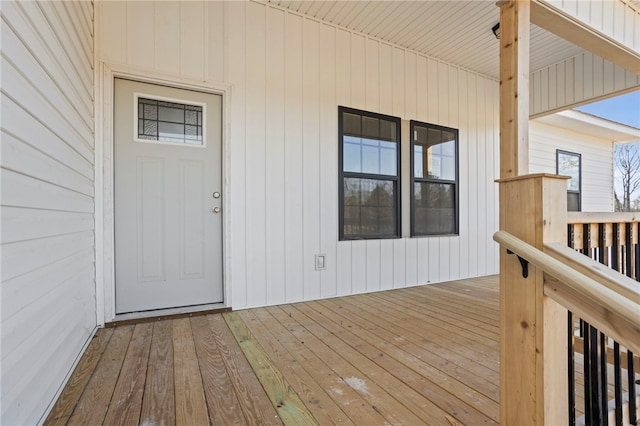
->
103;322;153;425
210;313;281;425
267;304;432;425
172;318;209;426
50;275;634;425
314;296;499;403
139;320;175;426
189;315;247;425
43;328;114;426
280;303;446;424
299;301;498;424
222;312;305;425
366;291;500;368
331;291;500;384
67;325;134;426
239;309;356;425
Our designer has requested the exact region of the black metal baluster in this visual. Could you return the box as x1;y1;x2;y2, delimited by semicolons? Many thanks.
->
636;243;640;282
628;351;637;426
625;223;632;278
585;321;593;423
600;333;608;426
612;224;620;272
568;311;576;426
614;342;623;426
584;223;591;257
590;326;603;425
599;223;606;265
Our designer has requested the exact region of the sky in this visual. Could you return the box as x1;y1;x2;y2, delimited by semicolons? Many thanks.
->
575;90;640;128
575;90;640;203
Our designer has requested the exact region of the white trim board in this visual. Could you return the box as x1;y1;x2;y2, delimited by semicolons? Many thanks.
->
94;62;233;325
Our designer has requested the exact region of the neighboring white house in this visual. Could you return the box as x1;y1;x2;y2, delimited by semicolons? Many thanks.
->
1;0;639;424
530;109;640;212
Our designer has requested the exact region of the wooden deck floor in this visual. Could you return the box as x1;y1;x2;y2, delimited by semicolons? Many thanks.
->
46;276;503;425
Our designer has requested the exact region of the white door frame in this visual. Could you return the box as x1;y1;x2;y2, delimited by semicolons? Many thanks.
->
95;62;233;325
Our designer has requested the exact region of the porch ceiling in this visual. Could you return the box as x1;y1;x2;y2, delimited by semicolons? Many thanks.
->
269;0;584;79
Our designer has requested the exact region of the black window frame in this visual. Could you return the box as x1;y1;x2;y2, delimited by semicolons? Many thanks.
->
338;106;402;240
556;149;582;212
410;120;460;236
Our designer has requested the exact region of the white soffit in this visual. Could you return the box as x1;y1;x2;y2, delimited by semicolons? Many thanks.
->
269;0;585;79
534;110;640;142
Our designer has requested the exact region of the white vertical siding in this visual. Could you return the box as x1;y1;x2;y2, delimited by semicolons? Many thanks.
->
543;0;640;52
529;121;615;212
1;1;95;424
97;0;500;311
531;52;640;117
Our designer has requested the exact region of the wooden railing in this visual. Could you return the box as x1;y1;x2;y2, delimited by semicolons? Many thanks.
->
567;212;639;280
496;174;640;425
565;213;639;425
493;231;639;355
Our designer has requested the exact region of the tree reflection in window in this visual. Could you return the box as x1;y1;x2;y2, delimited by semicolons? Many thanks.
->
411;121;459;236
557;150;581;211
339;107;400;239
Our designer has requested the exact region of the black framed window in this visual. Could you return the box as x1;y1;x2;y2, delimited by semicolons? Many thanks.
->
557;150;581;211
339;107;401;240
410;121;459;236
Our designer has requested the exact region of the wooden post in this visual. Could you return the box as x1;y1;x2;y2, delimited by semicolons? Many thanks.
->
498;174;569;425
499;0;530;178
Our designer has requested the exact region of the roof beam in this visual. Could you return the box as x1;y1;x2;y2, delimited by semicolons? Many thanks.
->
531;0;640;75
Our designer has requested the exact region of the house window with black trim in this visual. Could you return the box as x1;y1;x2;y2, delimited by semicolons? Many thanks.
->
339;107;401;240
557;150;581;211
411;121;459;236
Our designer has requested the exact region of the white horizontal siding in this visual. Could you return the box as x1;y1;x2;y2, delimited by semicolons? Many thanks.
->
529;121;615;212
0;1;95;424
530;51;640;116
97;1;500;311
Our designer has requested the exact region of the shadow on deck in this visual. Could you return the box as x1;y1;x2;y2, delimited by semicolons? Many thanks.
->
45;276;501;425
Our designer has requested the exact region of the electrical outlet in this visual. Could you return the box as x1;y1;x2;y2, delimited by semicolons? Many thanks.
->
315;254;326;270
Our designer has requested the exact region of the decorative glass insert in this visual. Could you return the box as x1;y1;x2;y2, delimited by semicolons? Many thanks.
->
137;97;203;145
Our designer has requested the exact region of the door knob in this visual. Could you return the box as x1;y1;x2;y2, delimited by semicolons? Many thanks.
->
212;206;221;213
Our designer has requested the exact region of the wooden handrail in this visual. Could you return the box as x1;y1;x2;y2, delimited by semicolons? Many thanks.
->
567;212;639;224
493;230;640;355
544;242;639;303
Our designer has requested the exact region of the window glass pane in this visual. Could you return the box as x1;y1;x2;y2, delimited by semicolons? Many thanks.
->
343;177;396;237
414;125;456;180
137;97;203;145
380;143;397;176
158;105;184;123
567;192;580;212
362;142;380;174
558;152;580;192
343;112;361;136
413;182;456;234
379;120;396;142
341;111;397;177
362;116;379;140
158;122;185;142
343;136;362;173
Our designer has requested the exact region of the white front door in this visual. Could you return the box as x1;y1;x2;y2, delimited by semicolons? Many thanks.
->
114;78;223;314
